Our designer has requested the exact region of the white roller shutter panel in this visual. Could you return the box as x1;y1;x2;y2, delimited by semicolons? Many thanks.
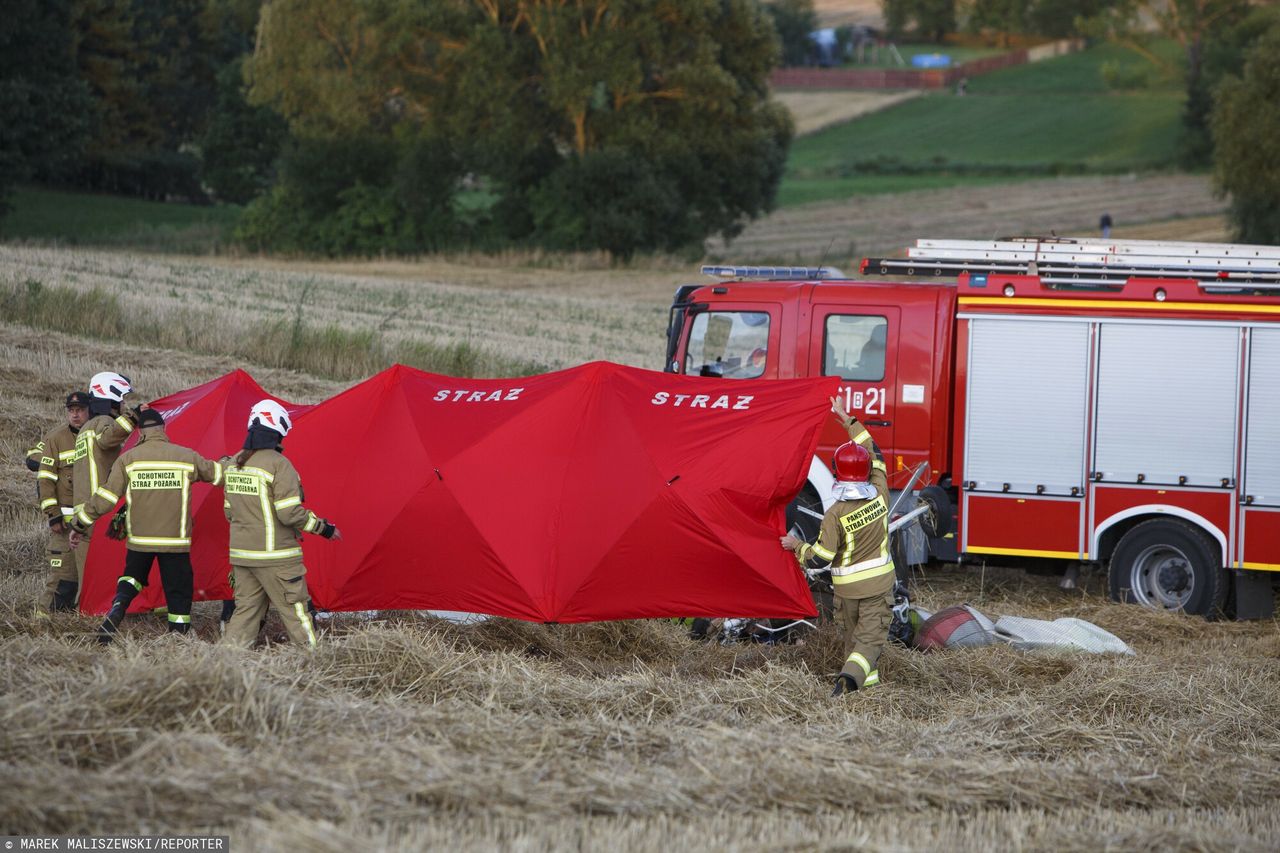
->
966;319;1089;495
1245;329;1280;505
1095;324;1238;486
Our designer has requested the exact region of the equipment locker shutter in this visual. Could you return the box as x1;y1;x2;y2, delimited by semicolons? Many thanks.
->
1095;324;1238;487
1245;328;1280;505
966;319;1089;495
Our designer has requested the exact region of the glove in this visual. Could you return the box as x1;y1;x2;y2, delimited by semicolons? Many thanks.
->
106;508;128;540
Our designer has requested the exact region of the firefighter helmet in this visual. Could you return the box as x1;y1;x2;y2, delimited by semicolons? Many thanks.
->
247;399;292;437
88;372;133;402
832;441;871;483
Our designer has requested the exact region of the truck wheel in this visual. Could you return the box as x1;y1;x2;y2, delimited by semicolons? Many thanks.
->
785;485;823;544
918;485;953;538
786;486;831;620
1108;519;1226;617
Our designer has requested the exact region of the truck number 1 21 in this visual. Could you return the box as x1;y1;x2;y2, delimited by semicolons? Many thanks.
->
841;386;886;416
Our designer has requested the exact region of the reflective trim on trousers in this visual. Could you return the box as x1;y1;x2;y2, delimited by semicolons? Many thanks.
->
847;651;871;677
295;601;317;647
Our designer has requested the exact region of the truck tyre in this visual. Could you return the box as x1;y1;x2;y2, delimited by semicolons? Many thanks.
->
1108;519;1226;617
918;485;953;538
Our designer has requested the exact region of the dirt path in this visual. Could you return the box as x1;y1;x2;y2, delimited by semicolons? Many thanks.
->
774;90;921;136
710;173;1228;263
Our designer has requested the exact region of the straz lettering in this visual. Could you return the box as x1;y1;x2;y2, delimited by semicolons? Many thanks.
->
839;497;887;535
651;391;753;410
224;473;261;495
130;470;184;490
432;388;524;403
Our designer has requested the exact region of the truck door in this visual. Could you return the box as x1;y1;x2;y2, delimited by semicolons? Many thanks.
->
808;306;899;462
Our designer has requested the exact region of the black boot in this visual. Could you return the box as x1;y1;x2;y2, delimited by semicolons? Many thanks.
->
51;580;79;612
98;599;128;643
167;619;191;635
831;674;858;697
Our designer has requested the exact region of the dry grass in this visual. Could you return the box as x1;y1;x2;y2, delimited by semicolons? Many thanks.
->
1;243;1278;848
711;173;1229;263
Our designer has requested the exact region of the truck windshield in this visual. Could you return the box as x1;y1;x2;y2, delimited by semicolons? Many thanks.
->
685;311;770;378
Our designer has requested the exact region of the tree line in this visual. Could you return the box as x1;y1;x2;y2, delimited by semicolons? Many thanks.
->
1;0;1277;253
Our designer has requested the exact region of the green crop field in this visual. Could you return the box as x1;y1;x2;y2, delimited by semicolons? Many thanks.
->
0;187;240;252
777;42;1188;207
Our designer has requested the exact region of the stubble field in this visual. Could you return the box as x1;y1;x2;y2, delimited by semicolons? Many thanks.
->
1;225;1276;850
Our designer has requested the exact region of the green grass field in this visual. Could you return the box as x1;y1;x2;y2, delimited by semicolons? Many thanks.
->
0;187;240;251
777;42;1188;206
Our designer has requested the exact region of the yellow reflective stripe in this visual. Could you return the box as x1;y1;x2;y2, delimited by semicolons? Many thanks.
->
58;449;77;461
851;430;871;444
86;433;100;495
811;541;836;561
95;487;119;503
229;547;303;561
303;512;320;534
128;535;192;547
76;508;93;526
295;602;317;647
167;613;190;624
120;575;143;592
40;498;58;510
179;474;191;539
872;460;886;472
847;652;871;677
832;560;895;585
114;416;134;432
238;466;275;483
37;471;59;481
864;670;880;687
211;461;223;486
125;461;195;472
258;483;274;552
273;496;301;510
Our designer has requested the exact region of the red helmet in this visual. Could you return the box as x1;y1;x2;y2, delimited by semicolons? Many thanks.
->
833;441;871;483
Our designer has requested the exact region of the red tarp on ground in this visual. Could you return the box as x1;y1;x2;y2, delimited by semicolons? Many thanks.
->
79;370;311;615
81;363;837;622
289;362;837;622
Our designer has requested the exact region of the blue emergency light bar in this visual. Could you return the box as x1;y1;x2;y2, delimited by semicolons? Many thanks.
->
700;265;845;280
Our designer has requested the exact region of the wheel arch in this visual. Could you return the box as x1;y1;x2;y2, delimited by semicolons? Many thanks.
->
1093;506;1226;565
807;454;836;513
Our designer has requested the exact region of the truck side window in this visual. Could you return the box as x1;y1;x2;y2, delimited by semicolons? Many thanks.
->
824;315;887;381
685;311;770;378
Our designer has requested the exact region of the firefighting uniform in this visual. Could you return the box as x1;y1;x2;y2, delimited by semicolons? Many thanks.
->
220;449;336;648
73;409;138;529
33;424;82;611
790;417;894;689
74;428;224;631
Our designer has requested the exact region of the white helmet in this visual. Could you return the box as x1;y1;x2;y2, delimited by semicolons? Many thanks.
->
88;371;133;402
247;399;293;437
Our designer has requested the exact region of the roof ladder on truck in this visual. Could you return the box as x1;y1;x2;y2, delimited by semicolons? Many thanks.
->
861;237;1280;291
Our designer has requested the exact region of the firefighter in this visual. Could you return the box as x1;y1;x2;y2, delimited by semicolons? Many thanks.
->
70;407;225;641
73;372;141;542
781;439;894;695
32;391;91;614
220;400;340;649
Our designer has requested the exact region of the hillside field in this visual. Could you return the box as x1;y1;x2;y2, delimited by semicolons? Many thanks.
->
778;42;1188;206
1;243;1277;850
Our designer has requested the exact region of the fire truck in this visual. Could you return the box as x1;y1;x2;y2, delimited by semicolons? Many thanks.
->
664;237;1280;619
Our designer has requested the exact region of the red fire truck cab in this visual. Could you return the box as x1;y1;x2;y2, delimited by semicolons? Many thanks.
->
665;239;1280;619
